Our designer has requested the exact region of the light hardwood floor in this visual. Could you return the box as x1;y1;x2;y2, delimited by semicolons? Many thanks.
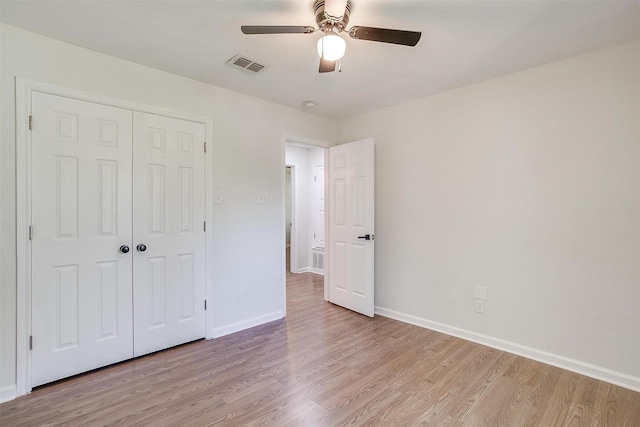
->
1;271;639;426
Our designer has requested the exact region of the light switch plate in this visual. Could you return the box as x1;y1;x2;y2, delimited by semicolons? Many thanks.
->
474;286;488;301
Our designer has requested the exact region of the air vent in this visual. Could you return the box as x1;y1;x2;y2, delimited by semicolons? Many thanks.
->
227;54;269;74
313;251;324;270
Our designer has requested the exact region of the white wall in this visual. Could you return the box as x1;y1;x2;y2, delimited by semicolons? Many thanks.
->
338;40;640;389
0;24;337;393
310;147;325;250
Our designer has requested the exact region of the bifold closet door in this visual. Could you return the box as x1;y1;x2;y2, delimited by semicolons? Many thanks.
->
31;92;134;387
132;112;206;357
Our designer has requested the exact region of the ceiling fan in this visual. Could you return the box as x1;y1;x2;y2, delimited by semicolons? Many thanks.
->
241;0;421;73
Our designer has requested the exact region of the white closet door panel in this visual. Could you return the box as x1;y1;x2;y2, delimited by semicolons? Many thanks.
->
133;112;206;357
31;92;134;387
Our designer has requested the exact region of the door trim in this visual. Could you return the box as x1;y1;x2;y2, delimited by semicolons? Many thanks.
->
15;77;214;396
285;164;297;274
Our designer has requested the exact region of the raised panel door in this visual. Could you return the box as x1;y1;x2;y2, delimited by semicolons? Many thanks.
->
132;112;206;357
31;92;134;386
328;139;375;317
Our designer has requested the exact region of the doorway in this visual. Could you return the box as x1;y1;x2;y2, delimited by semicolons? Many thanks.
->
285;143;326;275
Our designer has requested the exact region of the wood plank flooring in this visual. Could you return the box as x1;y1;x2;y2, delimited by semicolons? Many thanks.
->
1;271;639;426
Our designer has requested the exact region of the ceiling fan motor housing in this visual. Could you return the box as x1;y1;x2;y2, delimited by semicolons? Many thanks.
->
314;0;352;33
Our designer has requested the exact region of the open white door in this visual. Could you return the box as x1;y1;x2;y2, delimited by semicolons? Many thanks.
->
328;138;375;317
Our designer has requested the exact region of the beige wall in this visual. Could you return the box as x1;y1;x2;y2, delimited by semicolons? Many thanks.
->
338;40;640;388
0;24;337;393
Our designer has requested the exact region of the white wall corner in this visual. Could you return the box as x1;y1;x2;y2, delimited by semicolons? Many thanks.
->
0;384;18;404
210;310;284;339
374;306;640;393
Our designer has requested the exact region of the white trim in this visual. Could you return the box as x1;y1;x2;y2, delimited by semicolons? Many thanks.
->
288;164;298;275
280;151;289;317
15;78;32;398
295;267;324;276
375;305;640;393
283;134;334;149
210;311;284;338
323;149;330;302
15;77;215;398
0;385;18;404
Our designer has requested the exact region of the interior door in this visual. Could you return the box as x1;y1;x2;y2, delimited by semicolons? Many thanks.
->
31;92;134;386
132;112;207;357
328;138;375;317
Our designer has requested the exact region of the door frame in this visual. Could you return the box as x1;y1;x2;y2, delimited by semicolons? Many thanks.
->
281;135;332;315
15;78;214;396
285;164;297;273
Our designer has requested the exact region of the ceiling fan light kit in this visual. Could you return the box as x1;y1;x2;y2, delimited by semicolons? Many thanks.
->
240;0;421;74
317;33;346;61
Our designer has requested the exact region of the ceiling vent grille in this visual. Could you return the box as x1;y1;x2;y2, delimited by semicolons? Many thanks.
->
227;54;269;74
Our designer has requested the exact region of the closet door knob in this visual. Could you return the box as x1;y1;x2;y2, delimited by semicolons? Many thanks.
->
120;245;130;253
137;244;147;252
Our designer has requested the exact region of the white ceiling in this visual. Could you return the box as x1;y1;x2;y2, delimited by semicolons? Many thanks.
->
2;0;639;119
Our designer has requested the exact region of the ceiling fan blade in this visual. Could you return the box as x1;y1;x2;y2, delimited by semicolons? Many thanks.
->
241;26;315;35
319;57;336;73
348;26;421;46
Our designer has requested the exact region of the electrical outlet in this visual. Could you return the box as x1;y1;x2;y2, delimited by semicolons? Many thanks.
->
257;195;268;204
214;192;223;204
475;300;485;314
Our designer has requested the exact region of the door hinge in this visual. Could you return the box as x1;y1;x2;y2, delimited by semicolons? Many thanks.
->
204;300;207;310
28;225;33;241
29;335;33;350
204;142;207;153
203;221;206;232
29;115;33;130
314;176;316;181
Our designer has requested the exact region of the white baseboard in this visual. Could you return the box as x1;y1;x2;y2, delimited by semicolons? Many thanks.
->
295;267;324;276
0;384;17;403
375;306;640;393
210;310;284;339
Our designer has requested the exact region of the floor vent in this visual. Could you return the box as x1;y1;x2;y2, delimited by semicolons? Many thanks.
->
227;54;269;74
